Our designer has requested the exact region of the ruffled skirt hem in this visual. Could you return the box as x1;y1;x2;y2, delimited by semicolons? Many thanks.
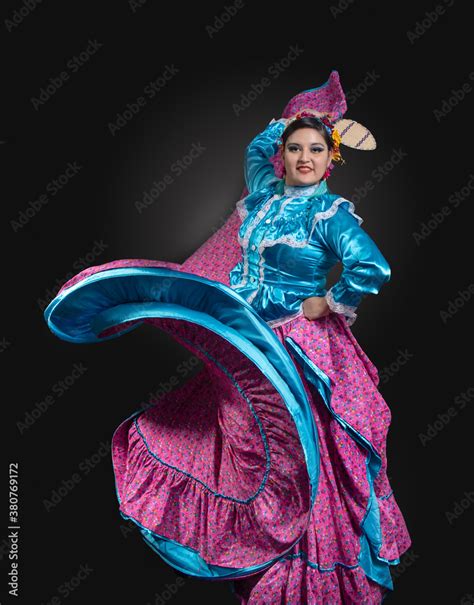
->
43;260;412;600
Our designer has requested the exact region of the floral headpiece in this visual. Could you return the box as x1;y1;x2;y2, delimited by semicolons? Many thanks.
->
269;71;377;181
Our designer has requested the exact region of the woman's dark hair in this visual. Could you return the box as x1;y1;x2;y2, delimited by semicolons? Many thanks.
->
281;116;334;150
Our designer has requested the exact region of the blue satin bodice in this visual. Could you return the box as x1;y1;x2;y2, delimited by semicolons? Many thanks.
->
228;119;391;327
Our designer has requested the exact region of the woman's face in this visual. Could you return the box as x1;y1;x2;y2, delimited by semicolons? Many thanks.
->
281;128;333;186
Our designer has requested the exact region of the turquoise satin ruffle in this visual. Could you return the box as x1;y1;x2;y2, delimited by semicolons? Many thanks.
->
44;266;399;588
44;266;321;578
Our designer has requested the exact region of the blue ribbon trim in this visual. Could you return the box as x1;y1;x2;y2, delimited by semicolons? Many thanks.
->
283;336;399;591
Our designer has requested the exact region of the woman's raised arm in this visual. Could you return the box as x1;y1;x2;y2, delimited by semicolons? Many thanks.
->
244;118;287;193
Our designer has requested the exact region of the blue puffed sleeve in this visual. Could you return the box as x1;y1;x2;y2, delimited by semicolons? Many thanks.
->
244;119;287;193
313;201;391;324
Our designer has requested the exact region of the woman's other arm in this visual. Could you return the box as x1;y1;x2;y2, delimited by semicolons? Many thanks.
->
311;203;391;325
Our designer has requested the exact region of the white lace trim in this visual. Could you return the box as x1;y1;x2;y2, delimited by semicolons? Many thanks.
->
308;197;363;242
233;194;363;308
266;305;304;328
231;193;282;296
246;196;295;304
248;197;365;301
236;198;248;222
325;287;358;326
269;118;288;125
283;182;323;197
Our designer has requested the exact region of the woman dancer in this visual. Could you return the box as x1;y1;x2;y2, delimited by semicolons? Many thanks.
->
44;70;412;604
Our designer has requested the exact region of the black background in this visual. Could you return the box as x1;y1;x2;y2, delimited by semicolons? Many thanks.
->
2;0;472;603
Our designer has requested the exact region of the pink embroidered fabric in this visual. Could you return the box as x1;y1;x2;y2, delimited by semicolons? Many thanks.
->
63;196;412;603
231;312;411;603
112;317;312;568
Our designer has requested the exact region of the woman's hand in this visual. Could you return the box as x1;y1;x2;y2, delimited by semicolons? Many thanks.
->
302;296;331;321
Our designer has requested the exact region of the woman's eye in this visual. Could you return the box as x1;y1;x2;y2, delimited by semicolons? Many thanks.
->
287;146;324;152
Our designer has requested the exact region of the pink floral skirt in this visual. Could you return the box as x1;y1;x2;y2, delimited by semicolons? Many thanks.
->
110;310;411;604
46;259;412;604
230;312;411;603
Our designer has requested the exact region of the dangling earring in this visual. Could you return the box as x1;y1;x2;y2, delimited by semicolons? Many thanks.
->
323;162;333;180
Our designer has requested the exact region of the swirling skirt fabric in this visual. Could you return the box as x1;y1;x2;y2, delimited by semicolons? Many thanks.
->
44;258;412;604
